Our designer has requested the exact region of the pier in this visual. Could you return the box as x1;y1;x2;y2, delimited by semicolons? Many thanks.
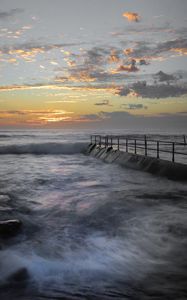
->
90;135;187;164
87;135;187;181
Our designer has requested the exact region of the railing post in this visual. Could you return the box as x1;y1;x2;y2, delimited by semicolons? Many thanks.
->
99;135;101;147
111;138;113;147
95;135;96;144
172;142;175;162
183;135;186;145
157;141;159;159
117;138;120;150
134;139;137;154
126;138;128;153
144;135;147;156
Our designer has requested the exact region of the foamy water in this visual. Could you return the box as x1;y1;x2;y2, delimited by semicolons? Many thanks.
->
0;130;187;299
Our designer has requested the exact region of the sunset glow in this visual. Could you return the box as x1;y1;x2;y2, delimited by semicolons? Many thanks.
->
0;0;187;130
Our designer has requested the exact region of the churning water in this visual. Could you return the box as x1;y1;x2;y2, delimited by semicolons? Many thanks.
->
0;130;187;300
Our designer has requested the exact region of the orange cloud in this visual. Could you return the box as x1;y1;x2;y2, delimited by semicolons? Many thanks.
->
124;48;134;56
8;48;45;62
114;59;139;73
123;12;140;22
55;70;97;83
117;65;139;72
171;48;187;55
0;83;118;95
108;50;120;63
0;109;74;125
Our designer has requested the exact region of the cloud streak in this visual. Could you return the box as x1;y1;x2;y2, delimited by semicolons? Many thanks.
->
0;109;74;124
94;100;112;106
0;41;84;63
0;9;23;20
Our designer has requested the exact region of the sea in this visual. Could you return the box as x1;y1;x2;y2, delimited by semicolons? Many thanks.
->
0;129;187;300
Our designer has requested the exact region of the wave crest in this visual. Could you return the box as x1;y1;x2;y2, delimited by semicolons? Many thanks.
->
0;142;88;155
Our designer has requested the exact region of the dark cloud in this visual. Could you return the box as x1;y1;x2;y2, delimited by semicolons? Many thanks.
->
155;71;176;82
99;111;132;119
139;59;149;66
115;86;131;96
78;111;187;131
0;8;23;20
122;103;147;110
85;47;109;66
177;111;187;115
94;100;112;106
78;114;101;121
129;38;187;59
117;80;187;99
156;38;187;54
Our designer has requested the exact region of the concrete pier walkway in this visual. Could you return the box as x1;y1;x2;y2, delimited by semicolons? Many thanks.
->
87;136;187;181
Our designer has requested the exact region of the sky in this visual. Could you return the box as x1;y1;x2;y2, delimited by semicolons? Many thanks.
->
0;0;187;131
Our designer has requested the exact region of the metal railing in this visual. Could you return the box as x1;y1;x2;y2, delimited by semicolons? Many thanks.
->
90;135;187;164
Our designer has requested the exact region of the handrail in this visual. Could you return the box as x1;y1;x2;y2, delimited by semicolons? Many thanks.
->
90;135;187;163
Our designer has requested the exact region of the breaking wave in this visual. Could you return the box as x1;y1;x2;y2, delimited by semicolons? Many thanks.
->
0;142;88;155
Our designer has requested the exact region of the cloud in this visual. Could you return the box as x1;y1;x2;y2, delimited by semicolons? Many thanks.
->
0;25;32;40
117;80;187;99
117;65;139;73
0;41;84;62
156;39;187;56
124;48;134;56
108;49;121;63
77;111;132;124
122;103;147;110
55;66;98;83
1;108;187;130
55;45;132;83
78;114;102;121
57;46;122;82
115;59;139;73
84;47;110;66
128;38;187;60
0;9;23;20
0;109;74;124
0;82;118;95
77;111;187;131
54;45;149;85
0;83;80;92
139;59;149;65
155;71;176;82
94;100;112;106
123;12;140;22
171;48;187;55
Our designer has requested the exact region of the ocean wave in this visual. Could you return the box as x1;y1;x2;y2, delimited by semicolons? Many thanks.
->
0;134;38;138
0;142;88;155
